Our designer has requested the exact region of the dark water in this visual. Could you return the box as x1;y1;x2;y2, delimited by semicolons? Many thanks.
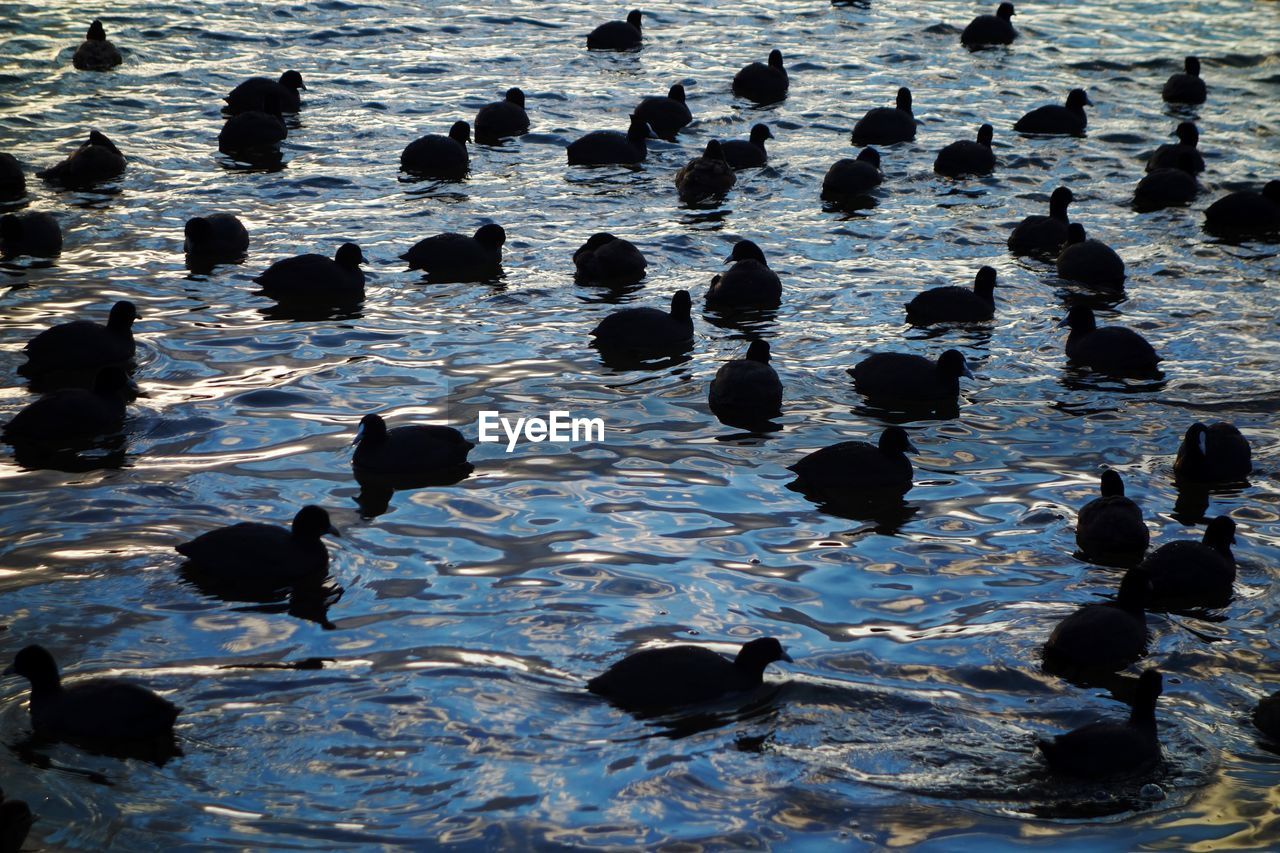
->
2;0;1279;848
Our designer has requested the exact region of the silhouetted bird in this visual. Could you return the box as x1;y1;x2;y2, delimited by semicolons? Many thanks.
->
733;49;788;104
1059;306;1160;376
1163;56;1206;104
588;637;791;711
73;20;122;70
1075;470;1150;566
961;3;1017;47
1038;669;1163;778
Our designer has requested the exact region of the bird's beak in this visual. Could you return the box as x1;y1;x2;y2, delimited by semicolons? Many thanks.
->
780;652;794;663
906;440;920;453
723;254;733;264
328;524;342;537
2;664;15;676
962;365;975;379
352;422;365;445
1057;317;1071;328
300;82;308;91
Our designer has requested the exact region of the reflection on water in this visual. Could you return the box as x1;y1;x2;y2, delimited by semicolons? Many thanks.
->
1;0;1279;848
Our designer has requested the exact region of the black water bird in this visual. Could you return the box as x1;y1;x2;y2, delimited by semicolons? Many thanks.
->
573;233;647;285
1056;223;1125;288
4;644;180;742
475;87;530;140
1;211;62;257
1043;567;1149;673
821;147;882;199
905;266;997;325
1203;181;1280;236
1134;154;1199;211
20;301;137;379
0;152;24;200
675;140;735;204
709;340;783;424
1163;56;1206;104
720;124;773;169
850;349;972;403
401;224;506;282
73;20;122;70
1008;187;1073;254
634;84;691;139
1014;89;1090;136
789;427;917;496
401;120;470;180
733;49;788;104
176;505;340;585
587;10;643;51
851;87;916;145
1147;122;1204;174
706;239;781;309
37;130;125;187
184;213;249;262
567;114;650;165
588;637;791;711
961;3;1017;47
1038;669;1163;778
1140;516;1236;609
934;124;995;177
1174;422;1251;484
1075;470;1150;566
3;367;130;447
353;413;474;483
218;96;286;153
225;70;306;114
1059;306;1160;376
590;290;694;358
254;243;365;301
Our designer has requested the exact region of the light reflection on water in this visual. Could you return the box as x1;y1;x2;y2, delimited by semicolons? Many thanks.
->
1;0;1279;848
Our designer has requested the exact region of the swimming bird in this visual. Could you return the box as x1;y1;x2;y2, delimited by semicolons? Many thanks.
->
475;87;530;140
961;3;1017;47
709;340;783;423
1140;516;1236;609
176;505;340;585
1059;306;1160;376
821;147;882;200
675;140;735;204
1075;470;1150;566
1203;181;1280;236
1134;155;1199;211
1163;56;1206;104
566;114;649;166
706;239;782;308
850;349;973;402
352;413;474;481
0;152;23;200
184;213;249;262
588;637;791;711
1056;223;1125;288
851;87;916;145
20;301;137;379
72;20;122;70
933;124;995;177
37;130;126;187
1174;422;1251;484
0;790;33;853
586;10;643;51
905;266;997;325
400;120;470;180
1008;187;1073;254
733;49;788;104
1147;122;1204;174
1043;567;1149;673
590;290;693;357
1038;669;1163;778
224;70;306;114
1;211;62;257
2;367;130;447
253;243;365;300
720;124;773;169
634;84;692;139
1014;89;1091;136
788;426;917;496
573;233;647;285
4;644;180;742
401;223;506;282
218;95;286;153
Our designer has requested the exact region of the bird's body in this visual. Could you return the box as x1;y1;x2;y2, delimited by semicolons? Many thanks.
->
72;20;122;70
634;84;691;139
586;10;643;51
822;148;882;199
706;240;781;308
1015;89;1091;136
591;290;694;357
1057;224;1125;288
1039;669;1163;778
1;211;62;257
401;121;470;180
961;3;1017;47
675;140;735;204
850;349;972;402
588;637;791;711
1174;422;1251;483
567;115;649;166
789;427;916;495
353;414;473;479
851;87;916;146
37;130;125;187
1076;470;1150;566
905;267;997;325
176;505;339;586
1008;187;1073;254
225;71;306;114
1043;569;1148;672
475;87;530;140
1141;516;1236;609
401;224;506;282
1204;181;1280;235
709;340;783;421
3;368;130;446
733;50;788;104
21;301;137;378
184;213;249;261
1163;56;1206;104
254;243;366;300
720;124;772;169
573;233;647;285
1060;306;1160;376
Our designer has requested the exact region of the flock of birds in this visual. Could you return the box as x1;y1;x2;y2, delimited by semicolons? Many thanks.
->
1;5;1279;842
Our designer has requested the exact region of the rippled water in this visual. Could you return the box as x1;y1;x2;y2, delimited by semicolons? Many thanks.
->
2;0;1279;848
